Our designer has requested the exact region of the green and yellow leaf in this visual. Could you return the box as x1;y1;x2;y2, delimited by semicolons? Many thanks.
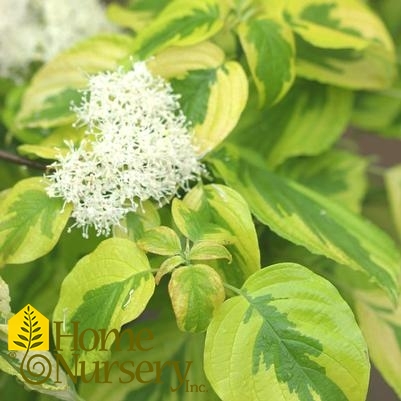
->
285;0;392;50
173;184;260;287
210;146;401;302
79;285;219;401
53;238;155;373
171;60;248;155
132;0;227;58
285;0;396;89
169;264;225;332
137;226;182;256
16;34;135;129
385;164;401;242
0;178;71;266
205;263;369;401
237;15;295;106
277;149;368;213
353;287;401;398
230;79;353;168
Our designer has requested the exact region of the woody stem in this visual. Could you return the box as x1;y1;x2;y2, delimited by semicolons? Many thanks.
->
0;149;47;171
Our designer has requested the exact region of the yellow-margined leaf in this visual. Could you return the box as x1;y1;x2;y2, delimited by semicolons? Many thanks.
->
169;264;225;332
0;178;71;265
205;263;370;401
132;0;227;58
353;287;401;398
16;34;135;129
237;15;295;106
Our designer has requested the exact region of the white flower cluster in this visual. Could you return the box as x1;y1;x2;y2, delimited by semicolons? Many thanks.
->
0;0;112;79
46;62;202;238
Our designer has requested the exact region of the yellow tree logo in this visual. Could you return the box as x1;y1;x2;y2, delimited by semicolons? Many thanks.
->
8;304;49;351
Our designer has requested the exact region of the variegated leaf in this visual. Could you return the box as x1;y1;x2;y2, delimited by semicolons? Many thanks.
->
205;263;369;401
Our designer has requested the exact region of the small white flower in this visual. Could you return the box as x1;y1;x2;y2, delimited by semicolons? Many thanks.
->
0;0;113;79
46;62;203;238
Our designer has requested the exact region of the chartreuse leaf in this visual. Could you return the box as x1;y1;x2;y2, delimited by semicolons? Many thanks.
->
18;125;86;160
169;264;225;332
17;145;60;160
155;255;185;284
204;263;369;401
79;284;219;401
285;0;396;89
173;184;260;287
385;164;401;242
53;238;155;373
237;15;295;106
0;278;81;401
189;241;232;263
0;177;71;266
171;60;248;155
231;79;353;167
147;41;225;79
210;145;401;302
277;150;368;213
137;226;182;256
16;34;135;129
106;3;154;32
132;0;227;58
352;287;401;398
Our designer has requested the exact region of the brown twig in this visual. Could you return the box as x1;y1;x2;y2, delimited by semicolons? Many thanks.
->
0;149;47;171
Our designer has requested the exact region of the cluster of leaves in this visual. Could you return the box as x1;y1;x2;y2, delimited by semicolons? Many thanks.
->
1;0;401;400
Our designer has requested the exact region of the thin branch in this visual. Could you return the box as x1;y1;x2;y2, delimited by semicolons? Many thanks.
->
0;149;47;171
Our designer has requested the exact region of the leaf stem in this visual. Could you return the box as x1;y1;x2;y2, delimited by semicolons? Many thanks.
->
0;149;47;171
223;282;243;296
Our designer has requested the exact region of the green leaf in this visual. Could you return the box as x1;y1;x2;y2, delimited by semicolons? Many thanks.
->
79;284;220;401
132;0;227;58
204;263;370;401
189;241;232;263
137;226;182;256
53;238;155;372
277;150;368;213
237;16;295;106
210;146;401;302
174;184;260;287
169;264;225;332
0;177;71;266
171;60;248;155
16;34;135;129
230;79;353;168
353;287;401;398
